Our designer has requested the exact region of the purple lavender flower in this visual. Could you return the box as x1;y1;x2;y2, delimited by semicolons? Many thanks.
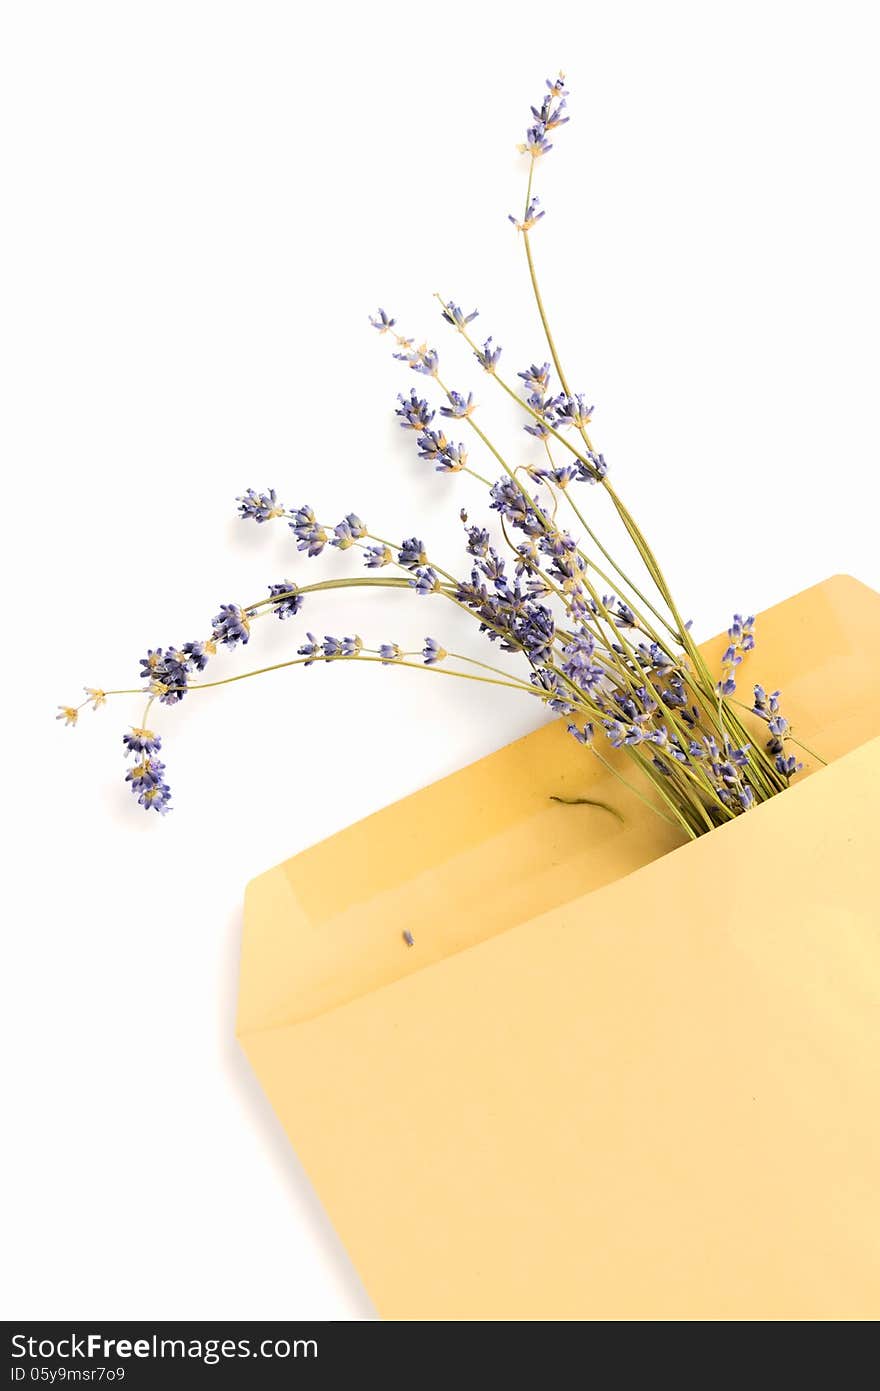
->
518;363;552;393
522;388;559;437
122;727;162;756
139;648;189;705
530;94;569;131
519;604;556;664
544;543;585;590
416;430;467;472
435;442;468;473
125;755;166;791
182;640;211;671
379;643;402;664
530;668;573;714
720;615;757;694
775;753;803;778
290;505;328;556
363;544;392;568
601;720;624;748
268;581;302;619
553;394;594;429
331;514;367;549
331;520;355;550
729;614;756;651
465;526;490;557
612;689;654;723
396;390;435;431
567;722;594;745
440;391;475;419
394;344;439;375
541;464;578;489
422;637;447;664
398;537;428;569
441;303;478;330
474;338;502;372
514;540;539;575
236;488;285;523
575;451;608;484
661;673;688;710
480;548;506;583
524;416;550;440
139;649;165;684
369;308;397;333
415;428;448;460
135;776;172;815
561;633;604;692
518;124;553;158
297;633;320;666
410;566;441;596
212;604;250;649
636;641;674;675
489;478;543;536
125;755;172;815
753;685;776;717
163;647;192;685
322;635;362;658
508;197;545;232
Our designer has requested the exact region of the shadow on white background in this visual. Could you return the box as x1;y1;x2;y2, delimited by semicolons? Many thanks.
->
218;904;378;1321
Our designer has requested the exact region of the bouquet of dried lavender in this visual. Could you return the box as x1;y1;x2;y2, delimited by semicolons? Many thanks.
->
59;73;818;840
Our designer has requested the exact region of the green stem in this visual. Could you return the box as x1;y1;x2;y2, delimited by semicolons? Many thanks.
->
727;698;828;766
107;653;551;700
586;746;687;833
562;489;678;639
523;229;577;407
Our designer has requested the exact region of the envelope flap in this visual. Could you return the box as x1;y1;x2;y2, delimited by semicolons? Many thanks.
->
238;575;880;1034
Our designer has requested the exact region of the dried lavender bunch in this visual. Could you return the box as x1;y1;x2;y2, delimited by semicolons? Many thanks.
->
58;73;819;840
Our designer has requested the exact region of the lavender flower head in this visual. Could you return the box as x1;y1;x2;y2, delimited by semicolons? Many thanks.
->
237;488;285;524
212;604;250;649
441;303;478;331
369;308;397;333
509;198;545;232
422;638;447;665
290;505;328;557
440;391;475;420
396;390;434;431
268;581;302;619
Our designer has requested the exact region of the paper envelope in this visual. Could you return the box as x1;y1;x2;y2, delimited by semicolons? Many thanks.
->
238;575;880;1320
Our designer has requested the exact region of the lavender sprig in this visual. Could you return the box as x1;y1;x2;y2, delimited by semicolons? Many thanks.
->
60;71;815;838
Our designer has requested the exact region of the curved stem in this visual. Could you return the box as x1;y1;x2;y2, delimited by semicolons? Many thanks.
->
190;653;549;695
586;746;687;834
523;230;580;416
106;654;550;700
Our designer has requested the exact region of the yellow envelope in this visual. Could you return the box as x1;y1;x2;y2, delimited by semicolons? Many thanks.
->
238;574;880;1320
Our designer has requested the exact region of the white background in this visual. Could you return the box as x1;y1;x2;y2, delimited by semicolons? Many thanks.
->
2;1;878;1319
